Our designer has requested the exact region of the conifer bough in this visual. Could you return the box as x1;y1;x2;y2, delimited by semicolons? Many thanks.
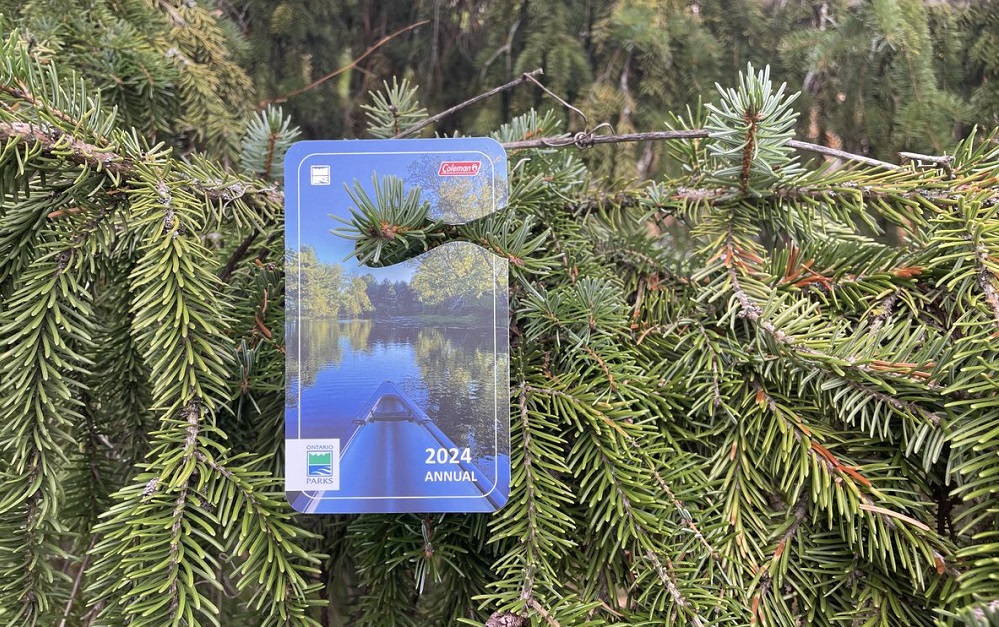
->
0;18;998;627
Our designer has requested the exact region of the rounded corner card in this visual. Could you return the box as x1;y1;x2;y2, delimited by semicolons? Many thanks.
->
284;138;510;514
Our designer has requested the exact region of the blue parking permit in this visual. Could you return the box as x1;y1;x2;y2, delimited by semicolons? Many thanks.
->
284;138;510;513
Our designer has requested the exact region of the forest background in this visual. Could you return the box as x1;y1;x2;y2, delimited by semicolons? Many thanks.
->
238;0;996;174
245;0;997;319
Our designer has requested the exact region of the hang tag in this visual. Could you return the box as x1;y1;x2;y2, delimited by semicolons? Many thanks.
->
284;138;510;513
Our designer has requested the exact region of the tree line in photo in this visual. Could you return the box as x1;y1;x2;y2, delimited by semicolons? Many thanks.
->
286;243;499;319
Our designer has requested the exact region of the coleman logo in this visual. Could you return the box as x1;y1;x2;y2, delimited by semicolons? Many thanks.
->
438;161;481;176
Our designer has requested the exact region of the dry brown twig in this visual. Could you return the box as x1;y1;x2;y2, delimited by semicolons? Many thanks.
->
393;69;544;139
258;20;430;108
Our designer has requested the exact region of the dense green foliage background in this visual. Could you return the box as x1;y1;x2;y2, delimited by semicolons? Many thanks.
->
229;0;999;173
1;1;999;626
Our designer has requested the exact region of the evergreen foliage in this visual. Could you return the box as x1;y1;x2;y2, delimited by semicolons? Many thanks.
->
3;0;255;161
0;25;323;626
333;69;999;626
1;3;999;627
779;0;969;158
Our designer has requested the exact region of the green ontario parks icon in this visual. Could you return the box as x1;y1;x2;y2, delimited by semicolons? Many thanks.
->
307;451;334;477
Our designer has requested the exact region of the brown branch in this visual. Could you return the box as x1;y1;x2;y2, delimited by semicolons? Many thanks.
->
0;121;132;174
0;81;102;141
502;128;901;170
503;129;708;151
527;599;561;627
219;229;281;284
899;151;954;167
218;231;258;282
393;69;544;139
58;545;94;627
261;129;278;182
259;20;429;108
741;111;760;194
786;140;901;170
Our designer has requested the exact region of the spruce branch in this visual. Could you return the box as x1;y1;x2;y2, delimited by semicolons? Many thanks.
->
524;383;724;618
487;382;576;615
704;64;803;195
0;113;285;289
644;550;706;627
0;77;102;140
240;106;302;181
85;160;324;625
400;60;899;171
0;121;130;174
0;226;98;625
164;404;201;619
0;123;285;211
726;286;946;452
362;78;431;139
755;385;878;494
195;453;324;623
511;382;562;606
724;255;944;396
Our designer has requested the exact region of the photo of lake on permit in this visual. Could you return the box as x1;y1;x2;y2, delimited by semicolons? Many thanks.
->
284;138;511;514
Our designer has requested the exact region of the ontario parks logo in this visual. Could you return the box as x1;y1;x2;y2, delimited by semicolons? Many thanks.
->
286;439;340;491
307;451;334;477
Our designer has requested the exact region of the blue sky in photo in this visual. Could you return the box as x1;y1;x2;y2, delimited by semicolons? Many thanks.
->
285;138;507;284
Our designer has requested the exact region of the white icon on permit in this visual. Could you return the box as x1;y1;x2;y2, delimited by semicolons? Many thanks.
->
310;164;331;186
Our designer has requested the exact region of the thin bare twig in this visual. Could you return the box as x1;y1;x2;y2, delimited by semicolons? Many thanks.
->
407;70;899;170
899;151;954;166
393;69;544;138
787;140;901;170
219;231;258;282
502;129;708;151
259;20;429;108
521;72;588;127
503;128;901;170
58;547;93;627
0;120;284;212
